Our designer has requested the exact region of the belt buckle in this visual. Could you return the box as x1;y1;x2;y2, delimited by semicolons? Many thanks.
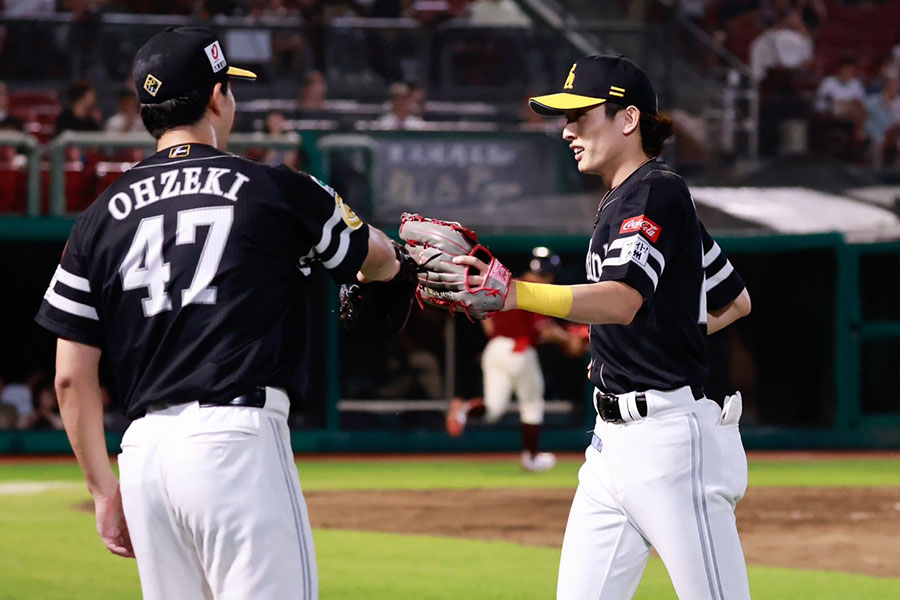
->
594;391;624;423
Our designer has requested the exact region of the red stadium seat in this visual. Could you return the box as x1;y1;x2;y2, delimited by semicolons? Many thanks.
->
0;166;27;213
95;161;134;196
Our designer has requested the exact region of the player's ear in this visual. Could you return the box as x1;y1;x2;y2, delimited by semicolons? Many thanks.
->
207;82;225;117
622;106;641;135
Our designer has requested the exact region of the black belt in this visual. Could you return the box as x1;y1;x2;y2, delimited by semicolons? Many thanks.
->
594;390;647;423
594;386;704;423
198;387;267;409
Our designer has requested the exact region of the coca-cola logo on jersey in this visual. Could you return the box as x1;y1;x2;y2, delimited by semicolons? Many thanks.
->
619;215;661;242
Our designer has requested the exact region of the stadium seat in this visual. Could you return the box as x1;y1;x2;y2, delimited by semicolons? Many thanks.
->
0;166;27;213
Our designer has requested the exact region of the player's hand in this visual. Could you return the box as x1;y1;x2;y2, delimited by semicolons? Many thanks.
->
93;483;135;558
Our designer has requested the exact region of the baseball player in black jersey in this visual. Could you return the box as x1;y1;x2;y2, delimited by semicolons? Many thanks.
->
443;55;752;599
35;27;410;599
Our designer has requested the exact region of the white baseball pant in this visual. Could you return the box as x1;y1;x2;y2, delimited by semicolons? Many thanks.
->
118;387;317;600
557;388;750;600
481;336;545;425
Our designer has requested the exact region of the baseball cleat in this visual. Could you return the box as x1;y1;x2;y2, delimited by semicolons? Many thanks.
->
446;397;467;438
522;451;557;472
445;398;485;438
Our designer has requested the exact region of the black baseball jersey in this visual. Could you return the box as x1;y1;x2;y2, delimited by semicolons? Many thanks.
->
36;143;369;419
585;159;745;395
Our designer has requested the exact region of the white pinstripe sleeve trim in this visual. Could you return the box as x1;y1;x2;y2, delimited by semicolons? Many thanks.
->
314;205;342;254
43;266;99;320
601;235;665;289
605;235;666;271
703;242;721;268
705;261;734;291
322;226;352;270
56;266;91;292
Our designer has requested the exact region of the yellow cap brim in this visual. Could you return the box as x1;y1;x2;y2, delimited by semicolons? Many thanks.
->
227;66;258;80
529;93;606;116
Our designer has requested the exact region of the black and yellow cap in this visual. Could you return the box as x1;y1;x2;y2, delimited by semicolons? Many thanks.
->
134;26;257;105
529;55;658;117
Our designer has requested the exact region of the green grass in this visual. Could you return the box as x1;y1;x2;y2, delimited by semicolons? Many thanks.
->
3;455;899;490
2;487;898;600
1;456;899;599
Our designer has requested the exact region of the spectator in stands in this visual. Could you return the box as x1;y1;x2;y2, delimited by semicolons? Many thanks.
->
749;7;814;82
104;88;143;133
814;56;867;119
55;79;101;134
298;69;327;111
261;109;300;170
865;77;900;165
0;376;14;428
467;0;532;26
867;55;900;95
0;372;40;422
18;380;63;430
408;82;425;118
374;82;425;130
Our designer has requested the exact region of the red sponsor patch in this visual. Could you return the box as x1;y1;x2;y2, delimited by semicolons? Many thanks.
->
619;214;662;242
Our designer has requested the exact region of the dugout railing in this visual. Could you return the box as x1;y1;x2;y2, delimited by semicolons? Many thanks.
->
0;132;898;452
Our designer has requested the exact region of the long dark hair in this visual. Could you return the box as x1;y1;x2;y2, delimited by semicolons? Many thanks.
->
604;103;674;157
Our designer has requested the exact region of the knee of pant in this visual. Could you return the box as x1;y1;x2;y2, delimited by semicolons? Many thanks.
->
484;408;504;424
519;400;544;425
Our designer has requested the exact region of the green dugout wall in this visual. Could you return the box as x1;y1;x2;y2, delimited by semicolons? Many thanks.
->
0;131;898;452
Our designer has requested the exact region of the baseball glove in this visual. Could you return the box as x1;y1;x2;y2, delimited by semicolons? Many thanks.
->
339;241;419;331
399;213;512;320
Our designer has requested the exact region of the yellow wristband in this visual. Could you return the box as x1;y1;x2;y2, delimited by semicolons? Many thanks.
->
515;280;573;319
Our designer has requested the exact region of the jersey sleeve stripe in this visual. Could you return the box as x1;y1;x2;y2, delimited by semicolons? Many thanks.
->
703;242;721;268
314;205;342;255
607;234;667;271
321;226;352;270
705;261;734;291
44;286;99;320
601;253;659;289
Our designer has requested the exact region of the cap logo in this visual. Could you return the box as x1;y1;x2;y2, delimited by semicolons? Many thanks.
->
143;74;162;97
609;85;625;98
564;63;577;90
204;41;227;74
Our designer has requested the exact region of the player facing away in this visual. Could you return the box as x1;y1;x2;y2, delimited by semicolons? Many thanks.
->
35;27;410;600
448;55;753;599
446;252;587;472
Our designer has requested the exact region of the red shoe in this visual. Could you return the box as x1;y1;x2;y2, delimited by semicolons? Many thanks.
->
446;397;466;438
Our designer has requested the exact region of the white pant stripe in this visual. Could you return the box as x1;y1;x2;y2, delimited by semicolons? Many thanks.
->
269;418;311;599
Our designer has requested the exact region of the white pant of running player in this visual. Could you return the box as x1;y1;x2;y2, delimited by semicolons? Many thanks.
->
481;336;545;425
118;388;317;600
557;387;750;600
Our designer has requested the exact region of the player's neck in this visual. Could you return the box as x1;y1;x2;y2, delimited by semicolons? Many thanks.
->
156;120;222;153
604;150;653;191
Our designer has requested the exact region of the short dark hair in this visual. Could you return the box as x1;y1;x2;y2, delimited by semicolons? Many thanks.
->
140;78;228;139
67;79;94;105
604;103;674;158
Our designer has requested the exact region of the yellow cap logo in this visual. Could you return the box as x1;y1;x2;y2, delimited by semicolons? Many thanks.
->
609;85;625;98
564;64;577;90
143;74;162;97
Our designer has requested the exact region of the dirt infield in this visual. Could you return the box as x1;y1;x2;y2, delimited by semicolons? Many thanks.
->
306;486;900;577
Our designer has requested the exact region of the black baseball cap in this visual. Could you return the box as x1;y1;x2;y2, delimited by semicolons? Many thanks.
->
134;26;257;104
529;55;658;117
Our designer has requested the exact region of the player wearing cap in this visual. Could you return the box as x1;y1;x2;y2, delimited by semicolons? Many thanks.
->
447;55;752;598
35;27;410;599
446;251;587;471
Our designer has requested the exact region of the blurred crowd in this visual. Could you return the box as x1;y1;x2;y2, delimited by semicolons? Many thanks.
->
0;0;528;25
687;0;900;164
0;372;128;431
